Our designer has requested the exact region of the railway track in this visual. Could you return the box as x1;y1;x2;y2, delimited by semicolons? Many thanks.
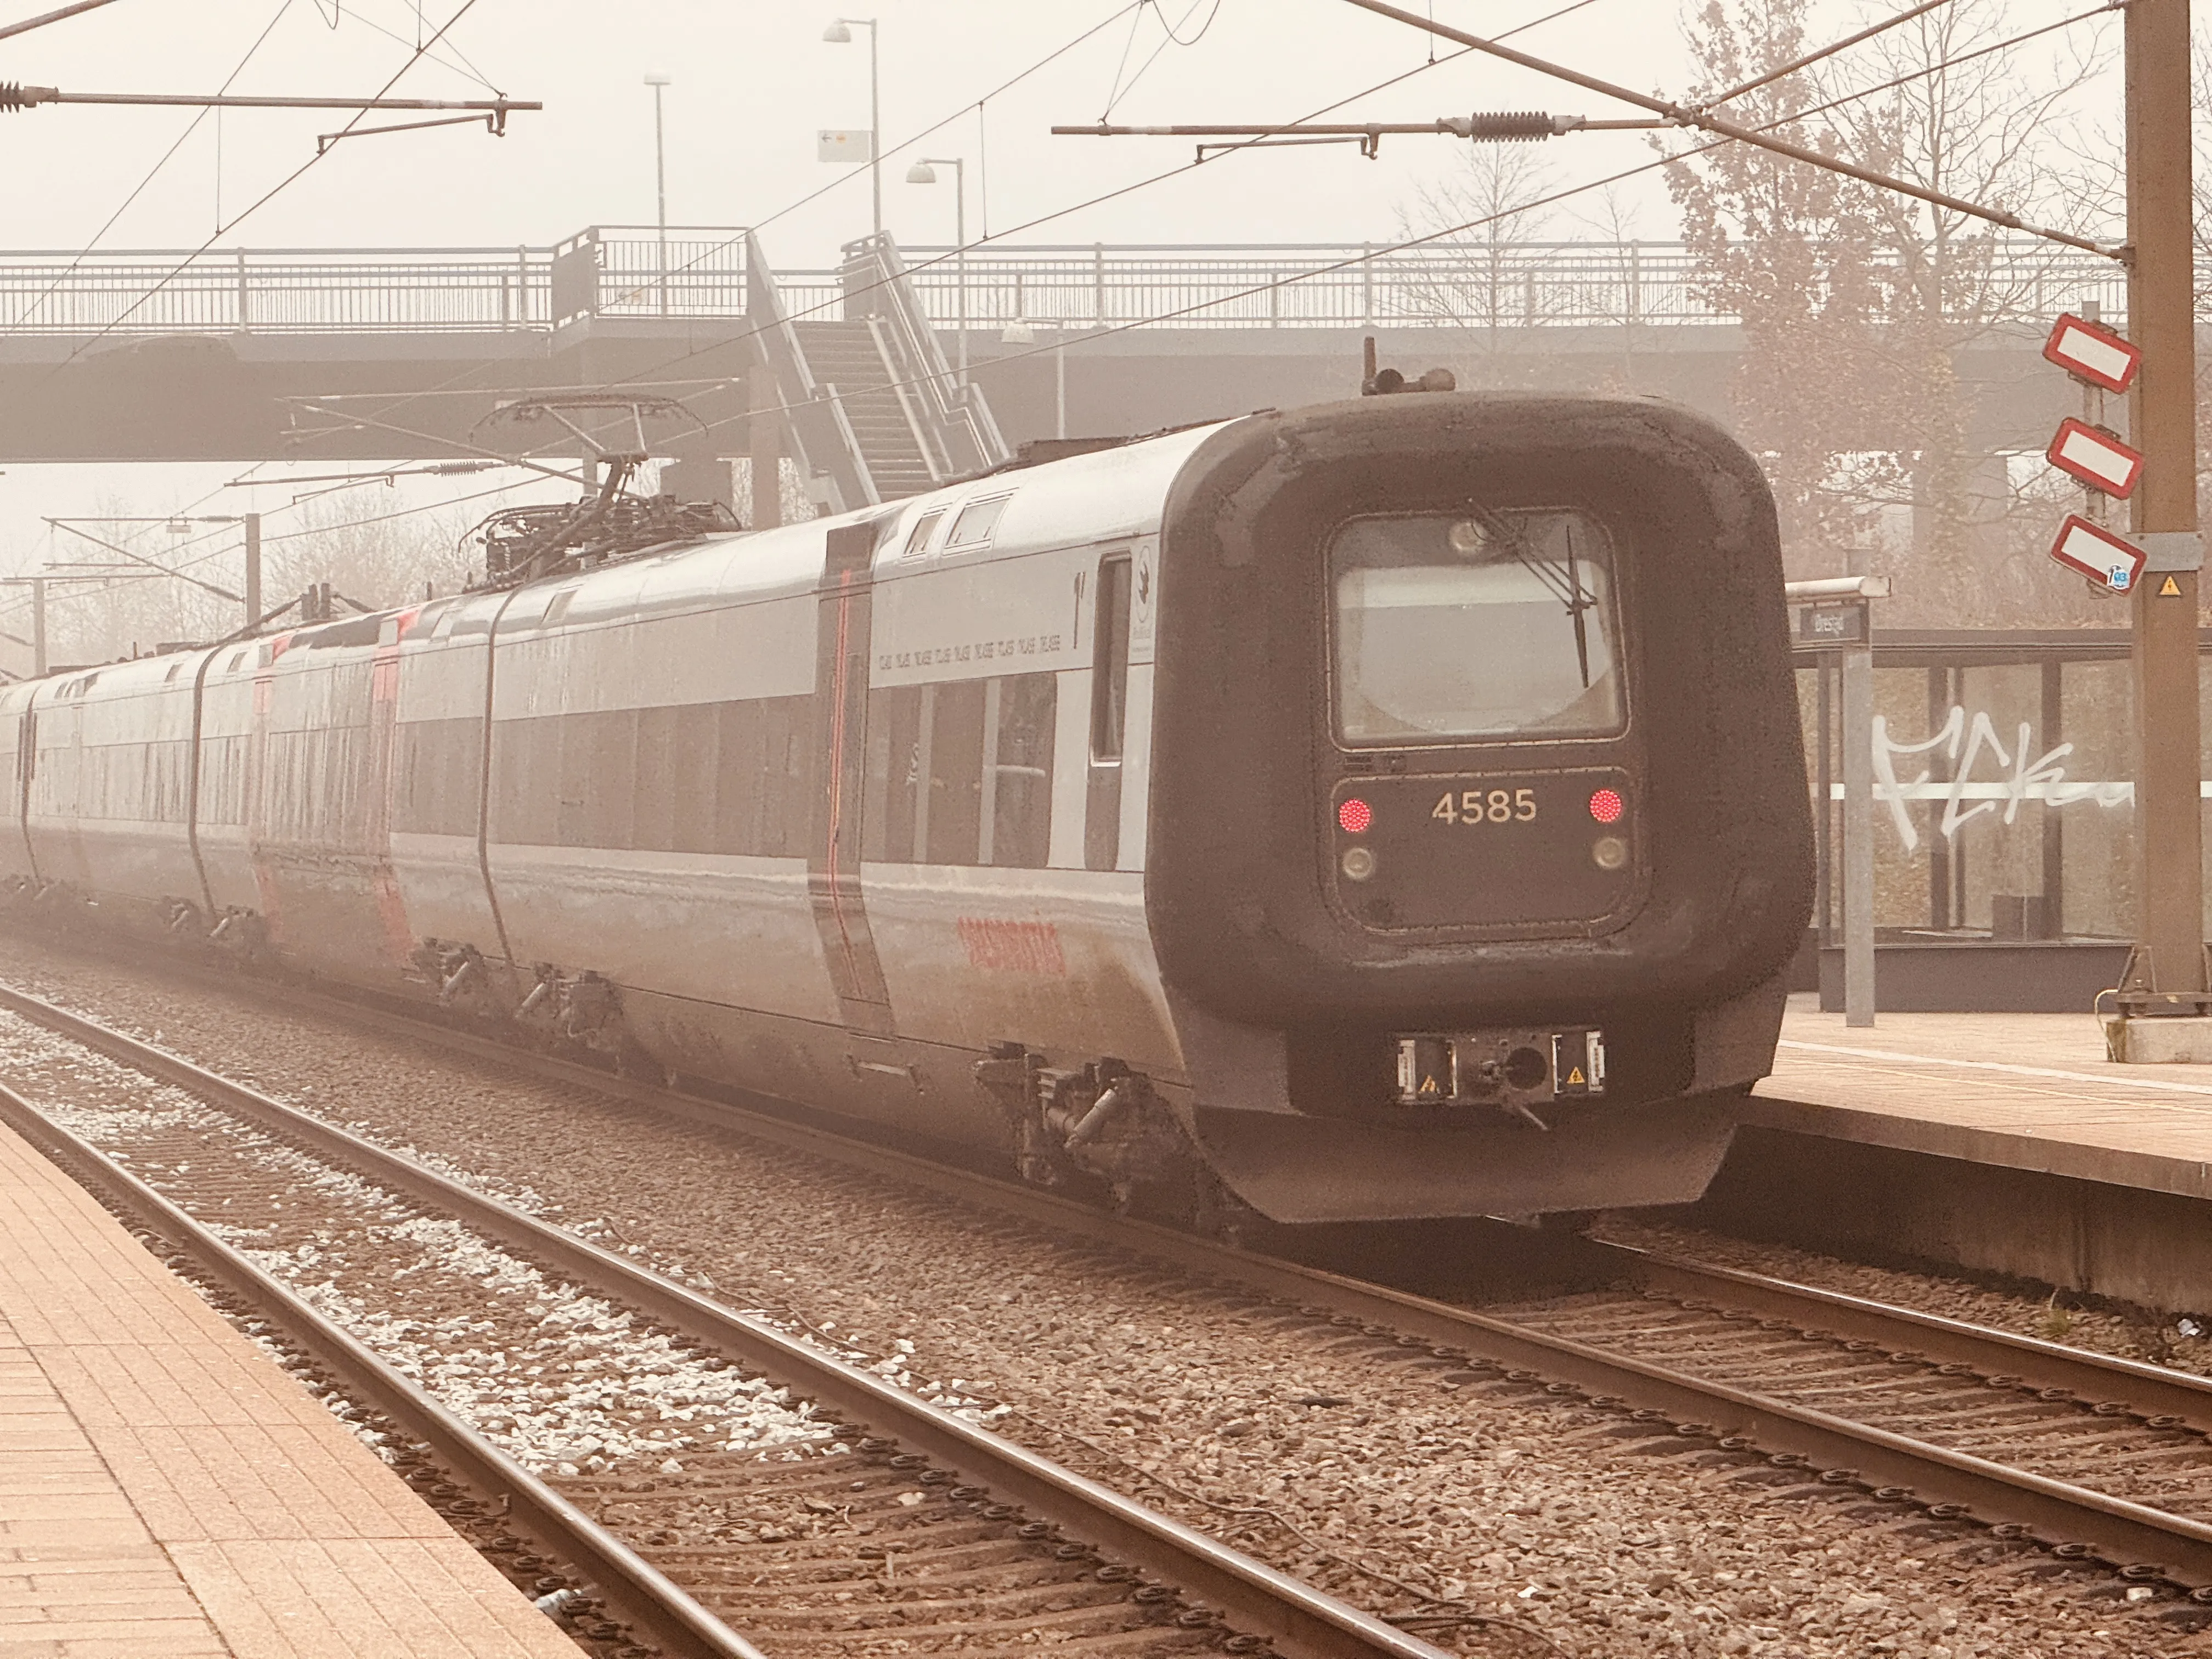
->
0;985;1457;1659
9;962;2212;1627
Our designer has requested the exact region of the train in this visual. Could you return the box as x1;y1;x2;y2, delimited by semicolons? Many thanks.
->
1;392;1813;1228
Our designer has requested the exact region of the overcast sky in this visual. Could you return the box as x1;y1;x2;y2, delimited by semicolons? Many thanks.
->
0;0;2135;598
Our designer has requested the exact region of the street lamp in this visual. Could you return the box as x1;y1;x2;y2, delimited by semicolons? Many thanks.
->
909;156;968;389
822;17;881;239
644;72;671;315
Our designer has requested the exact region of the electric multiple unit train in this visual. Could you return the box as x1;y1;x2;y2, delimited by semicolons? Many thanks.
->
1;393;1814;1226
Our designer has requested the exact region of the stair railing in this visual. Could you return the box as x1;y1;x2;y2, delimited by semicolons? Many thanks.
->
744;230;879;511
839;233;1012;477
867;314;955;483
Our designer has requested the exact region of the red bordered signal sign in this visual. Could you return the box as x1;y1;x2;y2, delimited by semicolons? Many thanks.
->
2043;313;2142;393
2045;417;2145;499
2047;514;2144;592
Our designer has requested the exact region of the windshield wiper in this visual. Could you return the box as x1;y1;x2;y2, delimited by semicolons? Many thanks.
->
1462;505;1598;688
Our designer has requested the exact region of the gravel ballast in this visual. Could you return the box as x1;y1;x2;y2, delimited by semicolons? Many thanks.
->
2;938;2205;1658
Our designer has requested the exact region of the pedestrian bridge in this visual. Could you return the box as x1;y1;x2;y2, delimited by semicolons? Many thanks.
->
0;225;2131;469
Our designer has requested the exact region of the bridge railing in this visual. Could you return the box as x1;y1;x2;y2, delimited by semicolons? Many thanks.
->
0;229;2137;337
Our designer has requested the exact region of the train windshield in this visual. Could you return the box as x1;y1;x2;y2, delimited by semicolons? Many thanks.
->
1330;509;1623;745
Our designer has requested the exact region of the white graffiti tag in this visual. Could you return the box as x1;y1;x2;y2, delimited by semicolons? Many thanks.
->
1869;706;2132;853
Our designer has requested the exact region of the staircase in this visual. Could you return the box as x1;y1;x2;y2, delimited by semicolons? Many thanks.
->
794;319;939;499
742;230;1010;514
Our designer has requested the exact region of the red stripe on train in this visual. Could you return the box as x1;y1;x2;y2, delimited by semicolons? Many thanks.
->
957;918;1066;977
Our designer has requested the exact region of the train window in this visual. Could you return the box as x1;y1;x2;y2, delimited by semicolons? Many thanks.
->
926;680;986;862
899;509;946;560
1330;509;1623;745
1090;555;1133;761
946;494;1011;550
986;674;1057;868
862;674;1057;868
225;651;246;673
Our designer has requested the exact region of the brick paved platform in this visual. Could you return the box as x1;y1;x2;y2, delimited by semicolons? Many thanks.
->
1746;994;2212;1203
0;1118;580;1658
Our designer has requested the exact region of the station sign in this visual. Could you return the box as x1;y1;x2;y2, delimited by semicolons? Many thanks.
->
817;128;875;163
2047;513;2144;592
2045;416;2145;499
2042;312;2142;393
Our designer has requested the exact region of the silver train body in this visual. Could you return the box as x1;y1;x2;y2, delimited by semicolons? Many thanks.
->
1;396;1814;1224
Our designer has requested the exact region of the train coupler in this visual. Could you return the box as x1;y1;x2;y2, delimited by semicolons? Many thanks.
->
1394;1027;1606;1115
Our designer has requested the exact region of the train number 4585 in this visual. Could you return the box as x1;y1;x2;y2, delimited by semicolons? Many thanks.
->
1432;788;1537;825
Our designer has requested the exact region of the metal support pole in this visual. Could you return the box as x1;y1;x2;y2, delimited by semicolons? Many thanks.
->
868;23;882;240
1054;340;1066;441
2120;0;2207;1016
2106;0;2212;1040
653;80;669;317
954;157;968;389
1842;634;1876;1026
242;512;261;635
30;579;46;679
1816;658;1833;947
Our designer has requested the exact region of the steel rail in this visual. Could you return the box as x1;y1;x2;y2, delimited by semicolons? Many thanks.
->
1610;1243;2212;1434
64;968;2212;1594
0;983;1452;1659
0;1076;769;1659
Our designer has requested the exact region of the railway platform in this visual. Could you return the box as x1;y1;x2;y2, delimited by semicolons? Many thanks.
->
1704;995;2212;1309
0;1118;579;1659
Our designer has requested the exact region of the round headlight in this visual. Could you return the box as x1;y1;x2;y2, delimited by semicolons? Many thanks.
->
1341;845;1378;882
1592;836;1628;871
1447;518;1489;557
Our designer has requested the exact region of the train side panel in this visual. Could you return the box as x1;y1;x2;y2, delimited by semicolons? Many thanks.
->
387;593;507;957
1;682;39;887
860;529;1177;1078
195;641;266;925
483;533;843;1037
22;656;206;926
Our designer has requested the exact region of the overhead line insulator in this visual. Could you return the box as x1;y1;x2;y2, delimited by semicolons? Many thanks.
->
1442;111;1567;143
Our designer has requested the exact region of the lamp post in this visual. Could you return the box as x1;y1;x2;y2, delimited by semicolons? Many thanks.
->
909;156;967;388
644;72;671;315
822;18;881;239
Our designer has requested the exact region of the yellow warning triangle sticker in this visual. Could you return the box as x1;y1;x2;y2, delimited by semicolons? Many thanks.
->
2162;575;2183;596
1566;1066;1585;1085
1419;1077;1439;1094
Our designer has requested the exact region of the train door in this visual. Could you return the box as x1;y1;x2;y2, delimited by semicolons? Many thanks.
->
1085;551;1132;870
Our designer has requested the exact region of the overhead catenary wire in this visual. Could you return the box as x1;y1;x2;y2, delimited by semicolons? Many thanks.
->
0;0;2092;639
648;0;2128;459
306;0;1594;449
1697;0;1955;111
5;0;297;331
442;16;1582;424
1333;0;2117;256
0;0;119;42
61;0;2090;617
5;0;2112;641
46;0;499;377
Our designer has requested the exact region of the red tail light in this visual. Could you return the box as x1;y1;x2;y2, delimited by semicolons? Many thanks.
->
1588;788;1624;824
1338;797;1373;834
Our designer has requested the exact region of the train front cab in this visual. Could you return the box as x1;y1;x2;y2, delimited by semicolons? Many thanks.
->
1146;394;1814;1224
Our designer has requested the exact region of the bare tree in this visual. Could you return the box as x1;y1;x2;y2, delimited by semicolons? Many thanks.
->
1663;0;1899;581
1395;140;1568;381
1664;0;2113;619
